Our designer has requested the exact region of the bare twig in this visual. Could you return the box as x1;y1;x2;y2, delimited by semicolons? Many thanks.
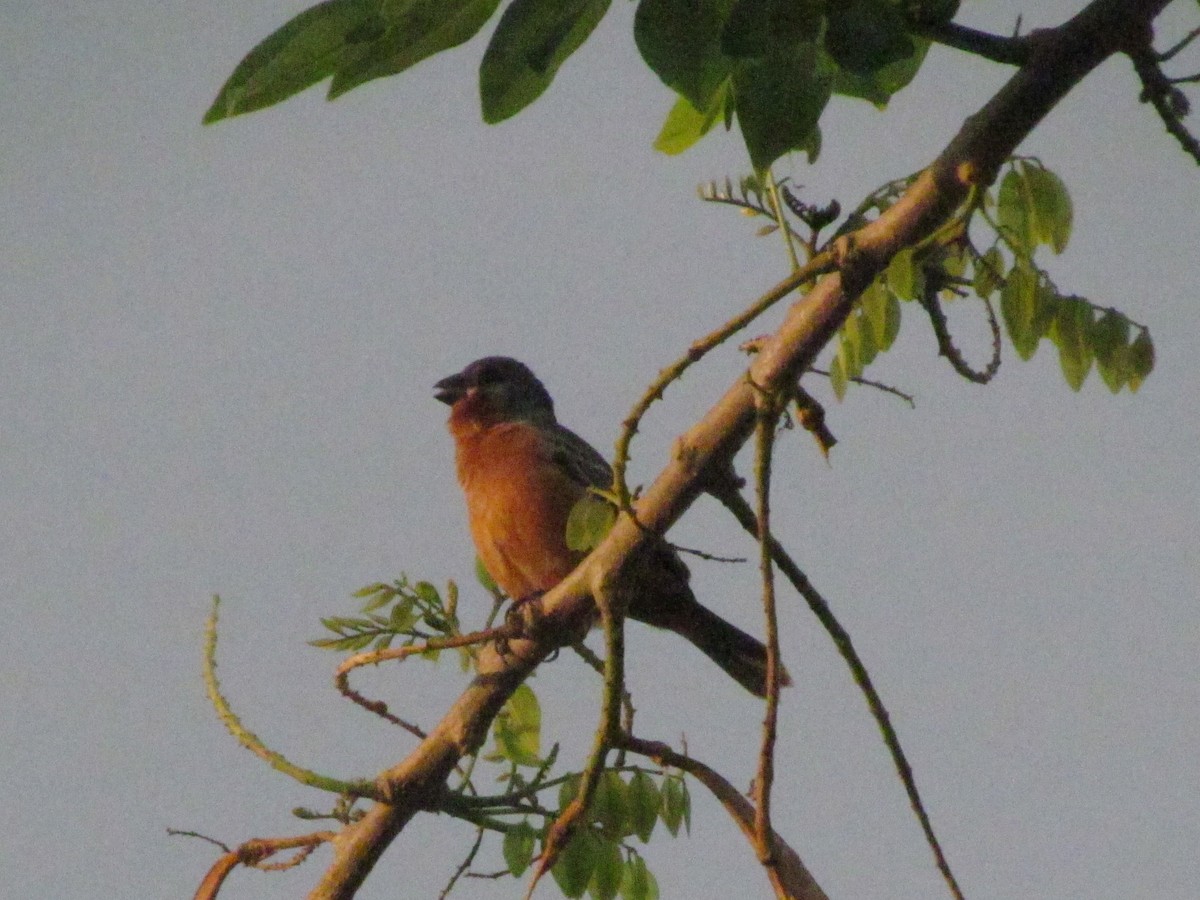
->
194;831;335;900
1128;40;1200;164
438;825;485;900
333;624;516;737
203;598;379;800
918;274;1002;383
807;367;917;406
610;248;836;517
708;481;965;900
1157;24;1200;62
750;380;784;874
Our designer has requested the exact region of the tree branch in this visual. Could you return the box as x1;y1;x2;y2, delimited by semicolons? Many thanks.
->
306;1;1174;895
914;20;1032;66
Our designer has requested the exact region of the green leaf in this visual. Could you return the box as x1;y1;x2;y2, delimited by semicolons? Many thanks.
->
885;247;918;301
319;615;350;634
660;776;686;836
626;771;659;842
1126;329;1154;392
566;492;617;552
588;837;624;900
634;0;735;111
733;43;830;172
475;556;499;593
354;581;390;599
373;634;394;652
973;246;1004;298
329;0;503;98
854;308;879;368
679;777;691;833
552;828;598;899
824;0;914;75
860;281;888;346
828;36;929;106
881;289;902;349
359;589;393;613
492;683;542;765
559;772;582;810
839;314;862;380
997;166;1035;252
620;855;659;900
827;348;847;400
1092;309;1131;393
653;81;730;155
591;772;629;838
480;0;612;123
1048;296;1094;391
503;820;537;876
999;262;1041;360
413;580;441;605
389;599;418;631
800;121;822;163
721;0;821;58
1024;163;1073;253
940;242;968;281
910;0;961;24
205;0;379;123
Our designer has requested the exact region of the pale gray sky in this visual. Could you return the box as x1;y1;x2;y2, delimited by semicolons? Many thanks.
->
3;1;1197;898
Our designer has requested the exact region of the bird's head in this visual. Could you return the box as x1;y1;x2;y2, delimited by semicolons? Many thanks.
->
434;356;556;428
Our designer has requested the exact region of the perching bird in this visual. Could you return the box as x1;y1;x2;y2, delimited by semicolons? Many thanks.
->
434;355;785;697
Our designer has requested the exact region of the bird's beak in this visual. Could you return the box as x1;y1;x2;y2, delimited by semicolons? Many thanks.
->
433;372;468;406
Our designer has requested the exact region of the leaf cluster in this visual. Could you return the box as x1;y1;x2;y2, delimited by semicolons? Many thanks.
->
307;574;690;899
205;0;954;173
708;158;1154;395
500;769;685;900
311;577;466;663
468;686;691;899
645;0;938;170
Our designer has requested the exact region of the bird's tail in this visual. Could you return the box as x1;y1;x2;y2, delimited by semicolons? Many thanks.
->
653;600;790;698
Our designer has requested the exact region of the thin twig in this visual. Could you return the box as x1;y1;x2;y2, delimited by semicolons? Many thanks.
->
524;575;624;899
914;19;1032;65
193;831;336;900
750;382;783;870
766;169;803;269
203;597;378;799
333;624;515;736
1156;24;1200;62
611;250;836;517
1129;43;1200;164
166;829;231;853
807;367;917;406
918;275;1002;383
570;640;637;751
706;486;965;900
438;825;485;900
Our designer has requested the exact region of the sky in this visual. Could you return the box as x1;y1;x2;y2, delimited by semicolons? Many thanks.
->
2;1;1198;898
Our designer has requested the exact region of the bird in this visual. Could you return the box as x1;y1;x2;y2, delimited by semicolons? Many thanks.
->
434;355;787;697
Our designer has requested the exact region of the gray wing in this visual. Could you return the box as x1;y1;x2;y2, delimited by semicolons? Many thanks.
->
549;425;612;491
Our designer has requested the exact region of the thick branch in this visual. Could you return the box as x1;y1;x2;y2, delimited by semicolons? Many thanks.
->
308;0;1172;894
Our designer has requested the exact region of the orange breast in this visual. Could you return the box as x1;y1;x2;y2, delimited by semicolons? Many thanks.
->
453;421;585;601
